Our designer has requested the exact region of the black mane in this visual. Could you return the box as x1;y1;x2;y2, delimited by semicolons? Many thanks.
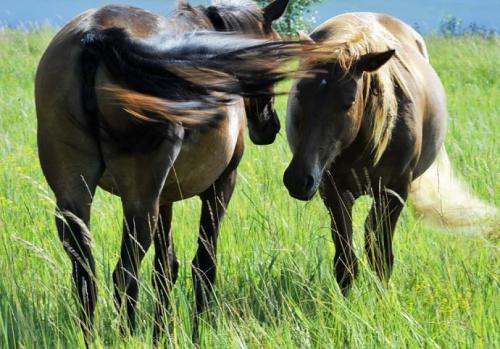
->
78;1;306;150
177;1;266;34
80;26;309;145
81;28;213;103
81;27;296;103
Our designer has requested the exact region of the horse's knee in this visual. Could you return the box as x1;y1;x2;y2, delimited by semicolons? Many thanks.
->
54;198;93;259
192;246;217;284
154;253;179;287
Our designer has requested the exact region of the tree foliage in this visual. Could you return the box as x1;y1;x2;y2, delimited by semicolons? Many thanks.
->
257;0;324;37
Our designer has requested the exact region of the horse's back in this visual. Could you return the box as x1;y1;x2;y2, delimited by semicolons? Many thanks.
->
374;13;429;61
378;15;447;178
311;12;427;60
375;13;447;178
375;13;447;179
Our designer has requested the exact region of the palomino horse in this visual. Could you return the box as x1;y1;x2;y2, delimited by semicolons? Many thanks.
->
36;0;303;342
284;13;496;295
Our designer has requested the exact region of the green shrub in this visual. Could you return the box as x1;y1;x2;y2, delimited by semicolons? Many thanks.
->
258;0;324;36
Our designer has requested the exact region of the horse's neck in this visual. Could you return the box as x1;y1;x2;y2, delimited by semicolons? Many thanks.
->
355;75;414;163
352;79;393;162
356;81;376;149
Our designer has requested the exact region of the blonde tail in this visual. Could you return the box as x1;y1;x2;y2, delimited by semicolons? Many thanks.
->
409;147;499;237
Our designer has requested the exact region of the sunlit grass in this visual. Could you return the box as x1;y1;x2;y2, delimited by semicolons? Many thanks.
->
0;29;498;348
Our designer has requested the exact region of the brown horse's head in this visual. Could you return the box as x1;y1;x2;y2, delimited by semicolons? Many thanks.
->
199;0;291;144
284;32;396;200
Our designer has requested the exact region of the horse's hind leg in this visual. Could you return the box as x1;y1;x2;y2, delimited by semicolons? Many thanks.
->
365;182;409;282
321;182;357;296
152;202;178;344
113;197;157;333
192;163;238;340
101;136;183;333
38;128;104;341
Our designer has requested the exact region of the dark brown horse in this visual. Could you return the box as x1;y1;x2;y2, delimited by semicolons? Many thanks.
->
284;13;498;295
35;0;305;343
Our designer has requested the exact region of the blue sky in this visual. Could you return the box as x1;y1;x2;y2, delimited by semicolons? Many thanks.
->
0;0;498;32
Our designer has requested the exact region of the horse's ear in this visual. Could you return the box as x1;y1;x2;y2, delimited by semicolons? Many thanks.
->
298;31;316;52
357;49;396;72
298;31;314;43
263;0;290;27
205;6;226;31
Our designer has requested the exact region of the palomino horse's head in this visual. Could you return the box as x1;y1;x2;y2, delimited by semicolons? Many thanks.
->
284;32;396;200
200;0;291;144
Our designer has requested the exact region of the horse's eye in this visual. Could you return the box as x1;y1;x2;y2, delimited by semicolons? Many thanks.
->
319;79;328;89
342;99;356;111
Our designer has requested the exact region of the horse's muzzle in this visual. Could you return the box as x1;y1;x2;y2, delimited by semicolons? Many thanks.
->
283;165;319;201
248;111;281;145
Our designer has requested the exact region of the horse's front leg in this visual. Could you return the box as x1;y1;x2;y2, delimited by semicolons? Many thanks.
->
100;132;183;334
321;181;357;296
365;181;409;282
192;166;237;339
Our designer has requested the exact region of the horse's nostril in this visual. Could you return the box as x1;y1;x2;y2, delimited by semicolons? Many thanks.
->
305;175;315;191
284;168;316;197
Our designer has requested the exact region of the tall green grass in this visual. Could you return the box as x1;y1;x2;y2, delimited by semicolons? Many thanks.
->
0;29;498;348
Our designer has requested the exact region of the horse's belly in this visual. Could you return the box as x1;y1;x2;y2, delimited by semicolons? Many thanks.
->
98;103;245;201
163;105;245;201
163;107;244;201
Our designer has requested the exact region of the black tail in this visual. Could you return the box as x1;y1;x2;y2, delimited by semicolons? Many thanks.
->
80;28;314;126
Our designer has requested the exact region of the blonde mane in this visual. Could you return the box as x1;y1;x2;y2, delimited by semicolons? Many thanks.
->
305;14;414;163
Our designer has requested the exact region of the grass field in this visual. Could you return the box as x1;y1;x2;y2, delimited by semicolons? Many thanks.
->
0;29;498;348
